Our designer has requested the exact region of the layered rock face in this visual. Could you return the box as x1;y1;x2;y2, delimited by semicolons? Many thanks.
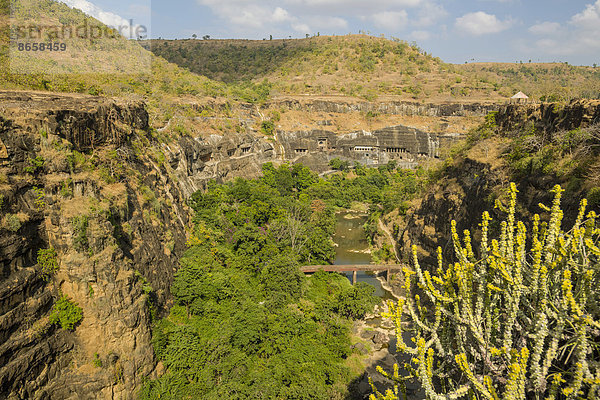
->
278;125;460;172
395;100;600;267
0;91;188;399
164;133;277;198
269;98;498;117
496;99;600;134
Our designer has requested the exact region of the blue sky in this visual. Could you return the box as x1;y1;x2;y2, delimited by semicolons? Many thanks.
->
62;0;600;65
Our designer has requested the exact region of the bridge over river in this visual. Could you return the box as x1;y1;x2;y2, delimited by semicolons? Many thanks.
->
300;264;405;285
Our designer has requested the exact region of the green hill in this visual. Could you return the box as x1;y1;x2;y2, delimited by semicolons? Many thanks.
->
0;0;278;107
146;35;600;103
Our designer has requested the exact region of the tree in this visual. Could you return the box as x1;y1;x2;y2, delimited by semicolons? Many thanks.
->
329;158;350;172
270;207;308;254
260;253;303;301
334;282;378;319
49;295;83;331
373;184;600;399
202;35;210;40
192;34;197;39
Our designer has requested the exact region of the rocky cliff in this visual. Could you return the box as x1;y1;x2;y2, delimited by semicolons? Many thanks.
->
394;99;600;267
269;98;498;117
0;91;195;399
277;125;459;173
495;99;600;134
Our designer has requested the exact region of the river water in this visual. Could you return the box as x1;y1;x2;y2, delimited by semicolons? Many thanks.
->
333;212;393;299
335;212;425;399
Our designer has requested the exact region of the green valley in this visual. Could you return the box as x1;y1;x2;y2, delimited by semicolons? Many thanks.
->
1;0;600;399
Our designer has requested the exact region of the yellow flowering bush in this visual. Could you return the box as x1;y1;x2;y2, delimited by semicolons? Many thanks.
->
373;183;600;400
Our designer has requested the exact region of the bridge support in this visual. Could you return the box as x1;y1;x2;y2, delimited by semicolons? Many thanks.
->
352;270;357;285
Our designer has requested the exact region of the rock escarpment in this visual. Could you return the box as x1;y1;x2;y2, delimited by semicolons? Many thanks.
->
277;125;460;172
269;98;498;117
496;99;600;134
164;133;276;198
0;91;189;399
395;100;600;268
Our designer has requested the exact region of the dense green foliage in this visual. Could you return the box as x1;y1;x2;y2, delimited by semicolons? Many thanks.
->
141;163;423;399
145;36;437;85
49;295;83;331
37;247;58;280
146;39;318;83
503;125;600;191
306;163;425;212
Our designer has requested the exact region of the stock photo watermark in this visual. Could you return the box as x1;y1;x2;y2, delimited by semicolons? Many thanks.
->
9;1;151;76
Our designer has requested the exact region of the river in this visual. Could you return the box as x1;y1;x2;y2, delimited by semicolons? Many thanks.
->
333;211;394;300
334;211;426;399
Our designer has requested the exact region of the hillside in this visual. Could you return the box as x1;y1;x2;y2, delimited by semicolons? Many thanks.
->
146;35;600;103
457;62;600;102
0;0;280;126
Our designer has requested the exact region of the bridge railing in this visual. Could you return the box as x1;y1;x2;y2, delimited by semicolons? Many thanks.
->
300;264;406;284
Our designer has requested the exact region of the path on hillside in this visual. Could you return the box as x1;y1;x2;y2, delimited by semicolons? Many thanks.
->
378;218;400;262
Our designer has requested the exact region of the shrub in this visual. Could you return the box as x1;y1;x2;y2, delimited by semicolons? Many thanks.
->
329;158;350;171
375;183;600;399
92;353;102;368
587;187;600;209
72;215;89;252
49;295;83;331
24;156;45;174
60;179;73;198
4;213;21;232
260;120;275;135
32;186;45;210
334;282;378;319
37;247;58;280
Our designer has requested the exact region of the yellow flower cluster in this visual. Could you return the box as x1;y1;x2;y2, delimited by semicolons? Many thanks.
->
373;183;600;399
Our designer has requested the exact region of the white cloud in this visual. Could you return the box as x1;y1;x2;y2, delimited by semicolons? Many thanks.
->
520;1;600;59
196;1;295;30
413;2;447;27
455;11;512;35
570;0;600;30
285;0;422;9
410;30;431;41
529;22;561;35
194;0;447;36
371;11;408;31
273;7;292;23
61;0;145;38
292;23;311;33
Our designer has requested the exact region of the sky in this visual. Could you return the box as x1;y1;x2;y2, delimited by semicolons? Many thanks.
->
60;0;600;66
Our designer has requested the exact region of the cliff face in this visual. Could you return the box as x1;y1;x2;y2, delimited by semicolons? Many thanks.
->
269;98;498;117
164;133;277;197
496;99;600;134
0;91;192;399
277;125;459;172
395;100;600;267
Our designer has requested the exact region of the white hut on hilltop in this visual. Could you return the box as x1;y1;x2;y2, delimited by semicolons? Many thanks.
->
510;91;529;104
